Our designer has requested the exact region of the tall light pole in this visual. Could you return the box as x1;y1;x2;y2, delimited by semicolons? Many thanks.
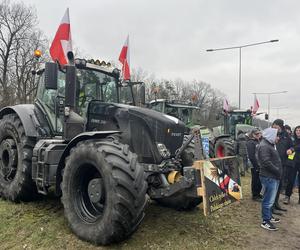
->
252;91;288;121
206;39;279;109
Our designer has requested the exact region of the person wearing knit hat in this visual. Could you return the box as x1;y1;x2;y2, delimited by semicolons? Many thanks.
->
271;118;293;213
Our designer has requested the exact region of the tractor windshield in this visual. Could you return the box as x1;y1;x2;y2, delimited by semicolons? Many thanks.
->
148;100;200;127
36;66;134;134
225;112;252;136
165;106;192;125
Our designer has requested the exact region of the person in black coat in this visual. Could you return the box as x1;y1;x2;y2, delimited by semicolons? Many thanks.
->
283;125;300;204
272;119;293;212
246;128;262;200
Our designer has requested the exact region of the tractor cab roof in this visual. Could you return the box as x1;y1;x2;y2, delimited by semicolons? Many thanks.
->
36;59;119;79
228;109;252;113
149;99;200;110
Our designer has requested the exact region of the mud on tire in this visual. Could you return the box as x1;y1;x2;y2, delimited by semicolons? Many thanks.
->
0;114;36;201
61;138;148;245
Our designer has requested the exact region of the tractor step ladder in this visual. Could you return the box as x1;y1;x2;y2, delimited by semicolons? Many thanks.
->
32;140;66;195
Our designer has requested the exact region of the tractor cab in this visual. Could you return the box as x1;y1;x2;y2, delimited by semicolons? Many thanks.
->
223;110;253;138
149;99;201;128
35;59;140;135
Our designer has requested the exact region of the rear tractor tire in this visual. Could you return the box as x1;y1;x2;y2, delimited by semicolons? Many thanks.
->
61;138;148;245
214;137;235;158
0;114;36;201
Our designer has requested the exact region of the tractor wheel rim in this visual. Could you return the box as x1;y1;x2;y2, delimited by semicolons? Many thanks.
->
0;138;18;181
74;164;105;223
216;145;225;158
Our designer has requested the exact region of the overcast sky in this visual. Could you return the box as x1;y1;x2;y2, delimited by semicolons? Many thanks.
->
25;0;300;127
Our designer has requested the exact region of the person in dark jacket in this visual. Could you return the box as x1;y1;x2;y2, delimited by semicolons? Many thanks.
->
284;124;293;137
257;128;281;231
235;131;248;176
272;119;293;212
246;128;262;201
283;125;300;204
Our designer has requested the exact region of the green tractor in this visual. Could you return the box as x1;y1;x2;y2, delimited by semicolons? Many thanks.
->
148;99;202;128
210;110;254;158
148;99;211;157
0;56;203;245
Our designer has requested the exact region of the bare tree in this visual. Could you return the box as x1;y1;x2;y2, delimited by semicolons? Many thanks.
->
12;29;48;104
0;0;47;106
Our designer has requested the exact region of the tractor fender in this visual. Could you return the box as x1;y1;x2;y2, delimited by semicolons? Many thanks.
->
0;105;40;137
55;130;121;195
210;134;231;145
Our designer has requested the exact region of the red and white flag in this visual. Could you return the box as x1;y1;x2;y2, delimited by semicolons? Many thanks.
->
223;98;229;113
252;94;260;115
50;8;72;65
119;35;130;81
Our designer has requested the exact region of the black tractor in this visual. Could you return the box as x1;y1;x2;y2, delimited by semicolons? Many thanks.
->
0;57;201;245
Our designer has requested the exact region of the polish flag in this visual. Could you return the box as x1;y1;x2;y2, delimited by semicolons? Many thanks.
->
119;35;130;81
50;8;72;65
223;98;229;113
252;94;260;114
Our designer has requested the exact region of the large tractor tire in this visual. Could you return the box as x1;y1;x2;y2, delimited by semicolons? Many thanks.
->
214;137;235;158
0;114;36;201
61;138;148;245
155;135;202;210
181;135;196;166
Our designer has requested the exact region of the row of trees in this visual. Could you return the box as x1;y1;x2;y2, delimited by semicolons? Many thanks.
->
0;1;225;128
131;68;225;127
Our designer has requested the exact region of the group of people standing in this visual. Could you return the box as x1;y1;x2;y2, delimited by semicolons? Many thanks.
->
236;119;300;231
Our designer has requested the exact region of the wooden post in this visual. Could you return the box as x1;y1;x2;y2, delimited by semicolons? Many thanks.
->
193;160;209;216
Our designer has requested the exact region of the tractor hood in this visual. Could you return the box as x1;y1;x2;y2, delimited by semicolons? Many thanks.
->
86;101;186;164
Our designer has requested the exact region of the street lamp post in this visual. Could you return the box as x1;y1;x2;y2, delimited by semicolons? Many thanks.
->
252;91;288;121
206;39;279;109
272;106;288;118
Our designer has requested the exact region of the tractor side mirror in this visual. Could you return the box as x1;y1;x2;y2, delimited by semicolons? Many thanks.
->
265;113;269;120
44;62;58;90
138;83;146;106
65;65;76;108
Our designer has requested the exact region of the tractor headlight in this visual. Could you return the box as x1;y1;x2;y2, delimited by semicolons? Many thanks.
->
75;58;87;68
156;143;171;159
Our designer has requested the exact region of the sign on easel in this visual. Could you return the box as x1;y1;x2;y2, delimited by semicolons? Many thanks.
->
193;156;242;216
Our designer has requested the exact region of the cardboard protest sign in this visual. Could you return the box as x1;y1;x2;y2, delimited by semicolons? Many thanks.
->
193;156;241;216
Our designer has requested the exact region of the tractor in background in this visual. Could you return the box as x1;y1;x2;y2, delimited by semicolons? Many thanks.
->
209;110;254;158
148;99;211;157
148;99;202;129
